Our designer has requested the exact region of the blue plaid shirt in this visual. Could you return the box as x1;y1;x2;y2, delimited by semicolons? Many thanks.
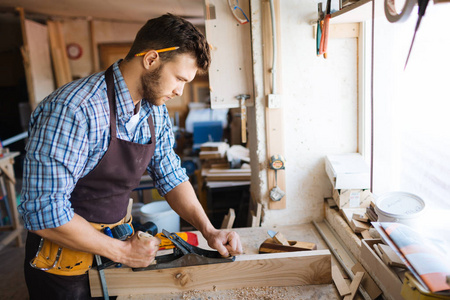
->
19;61;188;231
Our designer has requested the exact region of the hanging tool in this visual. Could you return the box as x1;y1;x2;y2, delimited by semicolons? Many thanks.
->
269;155;286;201
228;0;250;24
316;3;324;56
319;0;332;58
404;0;430;69
236;94;250;144
133;229;235;271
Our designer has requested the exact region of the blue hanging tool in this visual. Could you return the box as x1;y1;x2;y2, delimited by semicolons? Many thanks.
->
316;3;324;56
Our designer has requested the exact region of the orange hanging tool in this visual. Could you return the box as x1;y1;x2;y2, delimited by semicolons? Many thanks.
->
319;0;331;58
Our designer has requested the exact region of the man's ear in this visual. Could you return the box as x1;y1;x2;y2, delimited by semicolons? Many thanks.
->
143;50;159;70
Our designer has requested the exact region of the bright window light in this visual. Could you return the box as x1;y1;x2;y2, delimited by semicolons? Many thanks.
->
369;4;450;212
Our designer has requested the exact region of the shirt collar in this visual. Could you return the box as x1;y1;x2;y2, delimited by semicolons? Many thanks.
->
111;60;136;123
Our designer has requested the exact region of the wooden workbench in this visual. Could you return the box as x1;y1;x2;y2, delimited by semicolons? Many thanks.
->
115;224;341;300
0;150;23;251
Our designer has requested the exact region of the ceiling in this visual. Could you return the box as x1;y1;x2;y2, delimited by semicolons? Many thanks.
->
0;0;205;24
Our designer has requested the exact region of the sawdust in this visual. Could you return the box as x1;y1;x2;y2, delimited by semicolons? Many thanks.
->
177;285;339;300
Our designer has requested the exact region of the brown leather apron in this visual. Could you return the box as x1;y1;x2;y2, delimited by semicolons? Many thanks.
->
24;65;156;299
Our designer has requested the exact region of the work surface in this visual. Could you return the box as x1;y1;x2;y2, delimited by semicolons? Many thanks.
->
114;223;341;300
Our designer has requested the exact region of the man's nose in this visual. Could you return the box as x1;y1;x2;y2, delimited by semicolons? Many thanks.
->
174;83;184;97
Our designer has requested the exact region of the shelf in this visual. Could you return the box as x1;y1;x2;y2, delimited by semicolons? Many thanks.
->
331;0;384;24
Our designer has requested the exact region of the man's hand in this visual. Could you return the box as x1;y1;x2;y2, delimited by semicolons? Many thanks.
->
204;229;243;257
119;231;161;268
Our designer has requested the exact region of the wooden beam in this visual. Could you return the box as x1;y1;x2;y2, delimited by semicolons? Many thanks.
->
351;262;382;300
251;202;262;227
89;19;100;73
343;271;364;300
332;265;351;296
89;250;331;297
16;7;35;111
262;0;286;210
220;208;235;229
47;20;72;87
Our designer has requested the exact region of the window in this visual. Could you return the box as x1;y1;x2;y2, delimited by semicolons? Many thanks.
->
363;5;450;211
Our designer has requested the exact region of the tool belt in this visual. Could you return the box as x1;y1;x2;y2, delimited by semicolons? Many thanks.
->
29;217;133;276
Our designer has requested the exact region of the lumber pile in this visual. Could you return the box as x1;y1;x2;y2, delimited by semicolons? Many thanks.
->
198;142;229;167
202;168;251;182
198;142;251;182
324;154;378;238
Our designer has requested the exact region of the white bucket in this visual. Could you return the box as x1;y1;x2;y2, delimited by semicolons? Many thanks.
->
375;192;426;227
139;201;180;233
131;203;144;223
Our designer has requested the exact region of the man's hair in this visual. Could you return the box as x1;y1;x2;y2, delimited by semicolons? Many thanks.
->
125;13;211;73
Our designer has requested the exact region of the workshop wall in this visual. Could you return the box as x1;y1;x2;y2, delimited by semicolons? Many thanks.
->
251;0;358;227
62;19;142;78
58;5;358;228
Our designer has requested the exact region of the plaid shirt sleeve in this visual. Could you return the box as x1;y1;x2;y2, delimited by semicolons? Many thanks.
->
18;62;188;230
18;71;110;231
19;98;91;230
147;104;188;196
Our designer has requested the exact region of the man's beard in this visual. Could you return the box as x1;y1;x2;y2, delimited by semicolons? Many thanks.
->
140;64;164;106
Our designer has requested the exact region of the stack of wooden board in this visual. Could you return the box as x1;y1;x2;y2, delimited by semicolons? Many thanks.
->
202;168;251;182
341;207;372;235
198;142;229;167
324;154;380;237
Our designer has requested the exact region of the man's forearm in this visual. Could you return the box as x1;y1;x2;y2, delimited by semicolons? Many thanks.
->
31;214;126;262
164;181;216;236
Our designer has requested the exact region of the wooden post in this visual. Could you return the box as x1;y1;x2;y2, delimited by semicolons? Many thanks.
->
47;20;72;87
89;19;99;73
262;0;286;209
16;7;36;111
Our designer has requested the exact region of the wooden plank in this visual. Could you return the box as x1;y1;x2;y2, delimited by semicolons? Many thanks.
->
350;219;370;233
312;23;360;39
332;265;351;296
351;262;382;300
47;20;72;87
251;202;262;227
220;208;235;229
314;221;357;270
343;271;364;300
377;244;406;268
272;232;290;246
16;7;35;111
360;239;404;300
199;151;224;159
20;15;55;110
262;0;286;210
205;173;251;181
259;238;317;253
204;0;253;109
208;169;251;174
352;212;369;223
324;206;361;259
372;244;383;259
89;250;332;297
361;230;371;240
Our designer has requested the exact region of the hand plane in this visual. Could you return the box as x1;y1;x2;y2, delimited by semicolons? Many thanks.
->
133;229;235;271
259;230;317;254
